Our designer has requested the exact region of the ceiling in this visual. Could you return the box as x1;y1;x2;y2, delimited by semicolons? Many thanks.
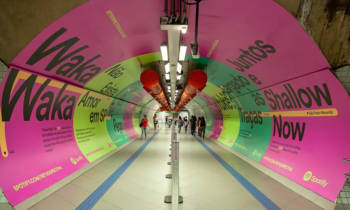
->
149;60;197;104
0;0;349;69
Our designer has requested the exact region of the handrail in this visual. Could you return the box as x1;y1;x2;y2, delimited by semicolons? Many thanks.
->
165;124;183;209
171;141;180;209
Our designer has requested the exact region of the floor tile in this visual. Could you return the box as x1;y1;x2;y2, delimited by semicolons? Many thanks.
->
91;199;117;210
180;181;213;197
196;191;252;210
185;189;228;207
36;193;62;204
119;199;157;210
204;181;244;196
102;187;141;208
55;183;90;206
111;179;144;193
127;188;164;200
248;178;283;194
265;187;300;208
71;175;102;193
92;164;116;175
283;197;324;210
33;197;75;210
105;207;123;210
83;168;110;183
239;200;266;210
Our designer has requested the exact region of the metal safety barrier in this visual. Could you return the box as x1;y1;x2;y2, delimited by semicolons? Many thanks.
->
165;125;183;209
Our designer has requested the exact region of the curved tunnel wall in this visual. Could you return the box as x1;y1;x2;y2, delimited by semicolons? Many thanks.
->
0;0;350;206
0;67;160;205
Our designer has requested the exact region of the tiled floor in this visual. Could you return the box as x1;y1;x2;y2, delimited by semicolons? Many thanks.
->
28;127;326;210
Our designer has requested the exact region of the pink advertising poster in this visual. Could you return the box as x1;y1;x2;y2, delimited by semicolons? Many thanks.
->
259;70;350;201
123;103;138;139
0;67;89;205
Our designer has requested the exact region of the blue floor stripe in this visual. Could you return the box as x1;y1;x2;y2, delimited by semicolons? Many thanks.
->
75;129;162;210
193;135;281;210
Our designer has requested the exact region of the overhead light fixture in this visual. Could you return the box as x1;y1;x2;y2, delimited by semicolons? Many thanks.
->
177;75;181;80
181;26;187;34
167;86;170;90
179;41;187;61
177;62;182;74
176;90;178;93
165;73;170;80
165;63;170;73
160;42;168;61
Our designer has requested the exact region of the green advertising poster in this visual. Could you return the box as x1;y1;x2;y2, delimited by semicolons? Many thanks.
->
106;98;131;147
185;56;272;162
73;91;117;162
84;53;161;98
230;92;272;162
200;82;240;148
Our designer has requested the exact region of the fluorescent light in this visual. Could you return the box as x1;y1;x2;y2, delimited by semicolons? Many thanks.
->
176;90;178;93
165;74;170;80
167;86;170;90
168;90;171;93
165;63;170;73
177;75;181;80
160;42;168;61
177;62;182;73
181;27;187;34
179;41;187;61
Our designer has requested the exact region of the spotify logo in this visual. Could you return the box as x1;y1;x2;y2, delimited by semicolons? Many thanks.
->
303;171;328;187
252;150;261;157
70;156;83;165
70;158;77;165
304;171;312;181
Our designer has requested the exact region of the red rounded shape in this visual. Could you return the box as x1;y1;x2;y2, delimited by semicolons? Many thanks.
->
140;69;159;88
188;69;207;88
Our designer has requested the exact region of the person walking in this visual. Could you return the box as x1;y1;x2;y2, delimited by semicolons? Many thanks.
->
197;116;201;136
184;117;188;133
140;115;148;140
199;116;206;140
168;115;172;128
153;114;157;130
178;116;183;133
190;116;197;136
